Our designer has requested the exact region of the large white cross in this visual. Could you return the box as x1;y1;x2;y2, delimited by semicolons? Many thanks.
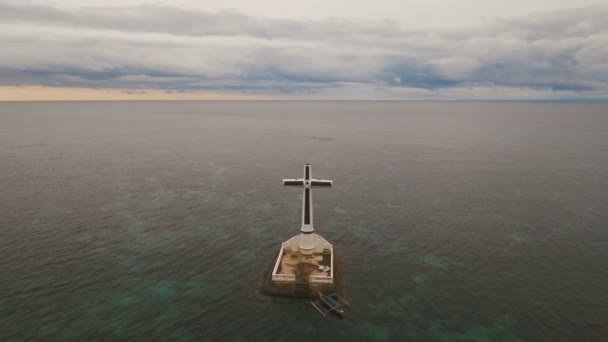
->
283;164;332;237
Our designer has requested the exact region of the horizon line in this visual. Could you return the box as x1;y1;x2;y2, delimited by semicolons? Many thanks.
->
0;86;607;102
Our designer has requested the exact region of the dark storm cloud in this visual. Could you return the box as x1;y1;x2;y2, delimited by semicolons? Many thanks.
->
384;61;461;89
0;1;607;97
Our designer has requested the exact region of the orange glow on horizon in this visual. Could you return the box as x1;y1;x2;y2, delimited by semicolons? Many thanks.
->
0;86;281;101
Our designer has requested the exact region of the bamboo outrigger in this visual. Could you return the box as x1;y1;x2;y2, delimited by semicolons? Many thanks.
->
310;291;349;318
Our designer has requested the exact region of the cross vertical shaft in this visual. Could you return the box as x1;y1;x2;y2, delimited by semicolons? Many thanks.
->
283;164;332;254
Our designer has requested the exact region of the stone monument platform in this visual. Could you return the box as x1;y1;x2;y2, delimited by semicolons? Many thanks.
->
261;164;344;298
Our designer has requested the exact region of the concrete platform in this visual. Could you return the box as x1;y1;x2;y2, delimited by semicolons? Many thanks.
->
261;251;344;299
278;249;331;281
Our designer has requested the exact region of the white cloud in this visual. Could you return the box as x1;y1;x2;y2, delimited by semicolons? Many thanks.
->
0;1;607;99
19;0;607;28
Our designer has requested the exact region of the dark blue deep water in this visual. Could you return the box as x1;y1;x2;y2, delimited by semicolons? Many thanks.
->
1;101;607;340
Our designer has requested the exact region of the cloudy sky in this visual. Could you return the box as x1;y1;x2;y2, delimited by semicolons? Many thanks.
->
1;0;607;100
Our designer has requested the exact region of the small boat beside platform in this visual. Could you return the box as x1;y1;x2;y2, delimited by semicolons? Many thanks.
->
310;291;349;318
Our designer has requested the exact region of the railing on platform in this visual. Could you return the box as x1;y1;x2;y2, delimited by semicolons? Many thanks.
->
330;247;334;280
309;275;332;284
272;246;284;275
272;274;296;282
271;246;296;282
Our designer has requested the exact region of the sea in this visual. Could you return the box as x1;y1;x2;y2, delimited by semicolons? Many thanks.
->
1;101;607;341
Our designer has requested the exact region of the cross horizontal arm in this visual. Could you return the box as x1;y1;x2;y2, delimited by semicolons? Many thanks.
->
283;179;304;186
311;179;333;187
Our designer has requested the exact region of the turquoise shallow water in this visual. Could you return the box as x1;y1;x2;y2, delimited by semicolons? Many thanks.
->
1;101;607;340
